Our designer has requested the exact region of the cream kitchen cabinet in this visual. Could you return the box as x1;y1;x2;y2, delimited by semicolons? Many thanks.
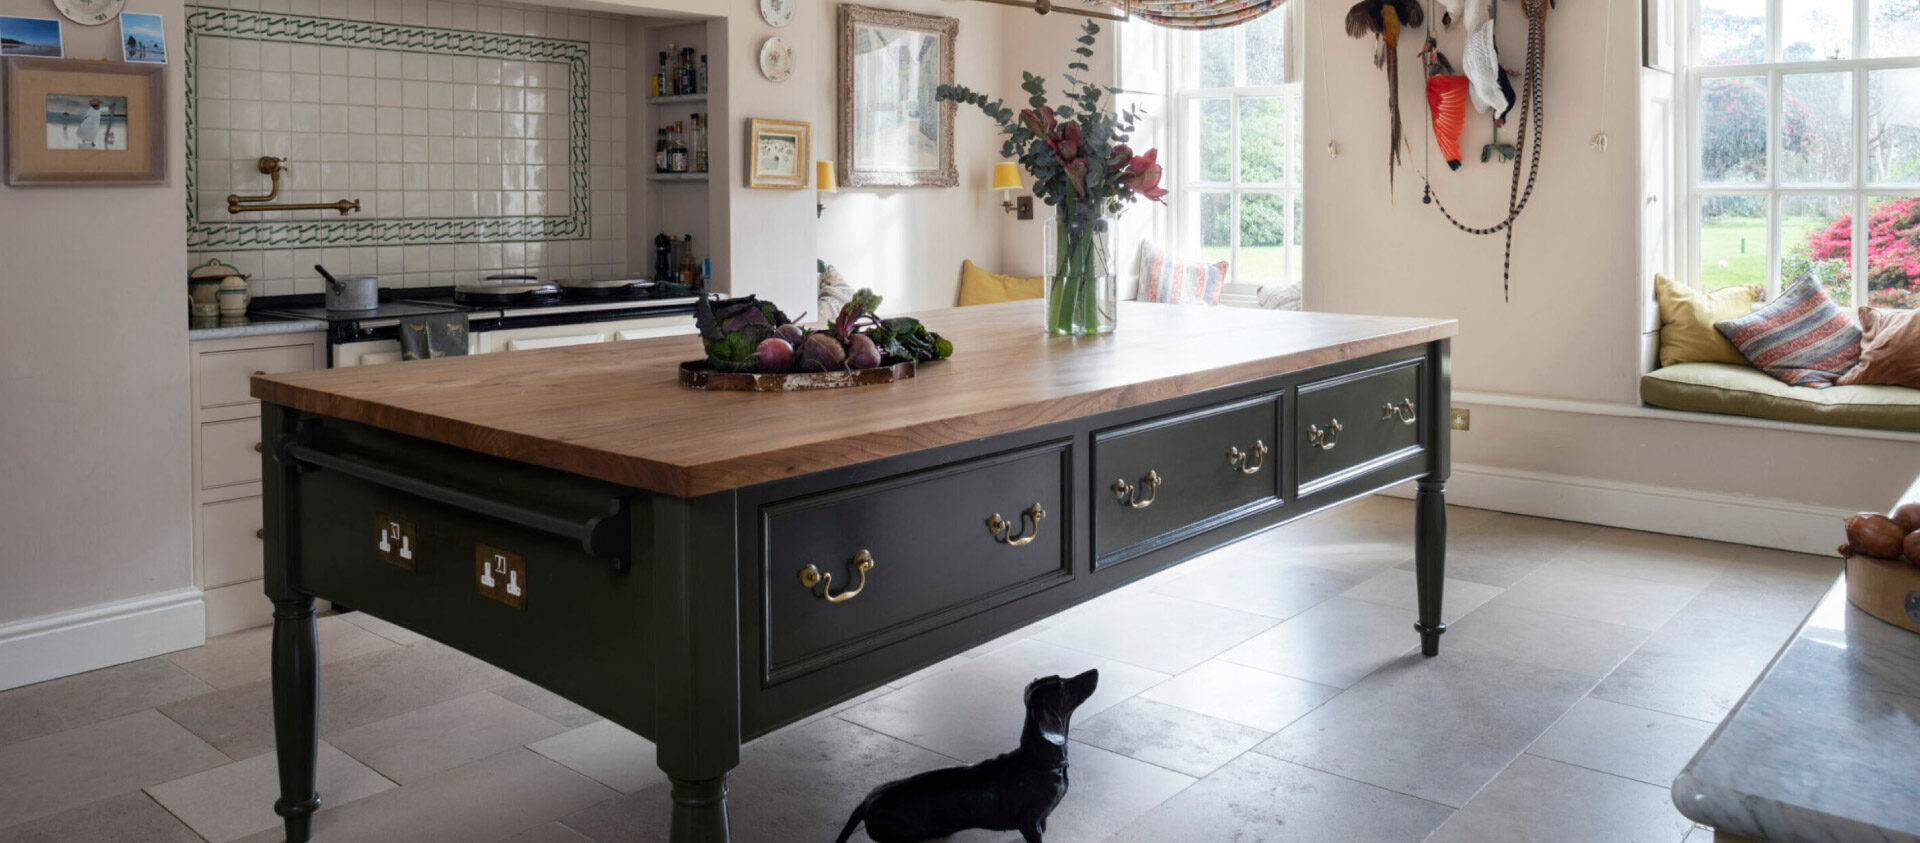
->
190;332;326;635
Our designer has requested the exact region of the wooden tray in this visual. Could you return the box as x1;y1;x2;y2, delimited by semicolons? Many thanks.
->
679;359;915;391
1845;553;1920;634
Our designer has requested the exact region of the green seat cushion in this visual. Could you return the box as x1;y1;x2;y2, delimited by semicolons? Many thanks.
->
1642;362;1920;432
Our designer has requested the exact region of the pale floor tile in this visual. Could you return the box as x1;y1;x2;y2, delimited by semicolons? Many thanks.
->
837;639;1168;763
1591;609;1801;722
961;620;1051;659
1216;597;1419;688
493;683;603;729
504;822;595;842
0;791;201;843
1440;603;1652;678
237;749;614;843
1396;511;1599;587
330;691;568;784
1686;553;1840;625
946;743;1196;843
1424;754;1695;843
1555;527;1738;588
1256;650;1597;808
164;615;398;690
1033;589;1278;674
146;741;395;842
1153;549;1365;620
1339;567;1504;624
1073;696;1272;778
0;657;213;747
1492;563;1705;631
1526;698;1718;787
1107;753;1452;843
0;710;230;827
338;609;431;645
1137;659;1340;733
527;719;664;794
1239;522;1420;579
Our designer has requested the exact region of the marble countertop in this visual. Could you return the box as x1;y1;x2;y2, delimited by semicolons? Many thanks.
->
188;314;329;341
1673;578;1920;843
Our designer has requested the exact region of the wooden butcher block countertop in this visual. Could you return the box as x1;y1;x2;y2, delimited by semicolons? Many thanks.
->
251;300;1457;497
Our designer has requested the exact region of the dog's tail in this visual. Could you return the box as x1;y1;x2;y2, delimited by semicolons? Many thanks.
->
833;796;870;843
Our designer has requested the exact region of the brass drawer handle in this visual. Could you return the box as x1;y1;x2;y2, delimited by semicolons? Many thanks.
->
799;550;874;603
1112;470;1162;509
253;441;263;453
255;528;264;539
1307;419;1343;451
252;370;266;376
1383;398;1417;424
1227;440;1268;475
986;503;1046;546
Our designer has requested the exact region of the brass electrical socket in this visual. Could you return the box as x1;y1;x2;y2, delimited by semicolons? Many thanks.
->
1450;408;1470;431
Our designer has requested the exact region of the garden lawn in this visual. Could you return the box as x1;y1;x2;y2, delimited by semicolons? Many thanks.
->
1698;215;1825;289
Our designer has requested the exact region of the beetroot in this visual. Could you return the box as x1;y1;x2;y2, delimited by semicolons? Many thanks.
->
1907;530;1920;566
1891;502;1920;533
799;333;847;372
776;323;805;344
847;334;882;370
750;338;795;373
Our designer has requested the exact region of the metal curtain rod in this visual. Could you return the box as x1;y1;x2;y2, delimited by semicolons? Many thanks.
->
965;0;1131;23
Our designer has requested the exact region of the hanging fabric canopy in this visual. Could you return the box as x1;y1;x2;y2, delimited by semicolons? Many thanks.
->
1090;0;1285;30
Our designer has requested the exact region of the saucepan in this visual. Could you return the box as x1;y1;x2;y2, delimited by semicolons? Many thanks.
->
316;264;378;312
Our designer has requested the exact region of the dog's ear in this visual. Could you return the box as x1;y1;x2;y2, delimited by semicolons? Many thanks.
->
1065;669;1099;707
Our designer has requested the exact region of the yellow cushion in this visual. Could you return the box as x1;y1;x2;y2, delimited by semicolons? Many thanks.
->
1655;274;1759;367
1641;362;1920;432
959;260;1044;306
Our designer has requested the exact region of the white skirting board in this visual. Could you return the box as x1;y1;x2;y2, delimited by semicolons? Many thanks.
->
0;588;205;692
1381;463;1849;557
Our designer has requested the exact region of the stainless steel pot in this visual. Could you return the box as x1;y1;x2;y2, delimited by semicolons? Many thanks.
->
317;265;378;312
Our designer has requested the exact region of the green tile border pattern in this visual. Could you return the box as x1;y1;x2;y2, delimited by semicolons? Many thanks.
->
185;5;591;251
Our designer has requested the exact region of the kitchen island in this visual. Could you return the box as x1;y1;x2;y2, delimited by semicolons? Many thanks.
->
250;300;1456;842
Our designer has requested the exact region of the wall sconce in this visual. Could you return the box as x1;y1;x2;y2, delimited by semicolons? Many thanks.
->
816;160;837;218
992;162;1032;219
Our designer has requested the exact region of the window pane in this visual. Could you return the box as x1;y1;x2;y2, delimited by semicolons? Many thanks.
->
1700;77;1769;184
1118;21;1166;94
1239;97;1289;183
1288;192;1304;284
1869;69;1920;183
1289;90;1304;184
1697;0;1766;65
1189;191;1232;269
1238;194;1286;284
1243;10;1287;87
1867;196;1920;309
1699;195;1768;289
1779;195;1854;306
1780;73;1851;184
1869;0;1920;59
1781;0;1851;61
1186;97;1232;182
1197;27;1232;88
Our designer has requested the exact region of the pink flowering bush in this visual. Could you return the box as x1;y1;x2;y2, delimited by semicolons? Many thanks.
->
1804;198;1920;310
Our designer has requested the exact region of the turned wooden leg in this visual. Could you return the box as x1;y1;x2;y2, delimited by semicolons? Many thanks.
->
669;775;732;843
1414;478;1448;657
271;595;321;842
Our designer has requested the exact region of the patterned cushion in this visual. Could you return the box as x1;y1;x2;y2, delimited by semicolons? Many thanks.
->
1714;276;1862;388
1138;243;1227;305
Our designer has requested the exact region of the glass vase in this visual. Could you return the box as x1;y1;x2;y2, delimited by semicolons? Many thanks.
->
1042;203;1117;335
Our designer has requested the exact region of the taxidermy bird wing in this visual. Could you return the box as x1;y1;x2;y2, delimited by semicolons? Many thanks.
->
1346;0;1426;193
1463;20;1513;118
1464;0;1490;35
1435;0;1466;27
1422;38;1468;170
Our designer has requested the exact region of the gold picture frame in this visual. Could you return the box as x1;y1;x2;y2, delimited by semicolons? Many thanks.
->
837;4;957;188
4;57;166;186
747;117;810;189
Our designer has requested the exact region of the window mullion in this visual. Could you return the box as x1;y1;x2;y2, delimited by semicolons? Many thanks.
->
1855;64;1869;306
1767;69;1782;296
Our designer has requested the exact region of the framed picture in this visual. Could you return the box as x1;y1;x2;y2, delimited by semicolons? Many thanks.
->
119;12;166;64
836;4;956;188
4;57;165;185
748;118;810;189
0;16;64;58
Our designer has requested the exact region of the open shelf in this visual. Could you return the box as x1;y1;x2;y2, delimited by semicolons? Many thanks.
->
648;172;709;181
648;93;708;105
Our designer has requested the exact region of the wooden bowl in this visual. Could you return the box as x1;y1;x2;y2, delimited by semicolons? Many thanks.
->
1844;553;1920;634
679;359;915;391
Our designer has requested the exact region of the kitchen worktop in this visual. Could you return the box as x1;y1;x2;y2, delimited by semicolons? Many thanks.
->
251;300;1457;496
1672;571;1920;842
189;313;328;341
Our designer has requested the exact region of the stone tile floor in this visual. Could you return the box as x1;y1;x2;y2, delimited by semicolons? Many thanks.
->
0;497;1841;842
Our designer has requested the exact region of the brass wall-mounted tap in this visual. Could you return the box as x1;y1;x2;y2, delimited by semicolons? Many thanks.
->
226;156;361;216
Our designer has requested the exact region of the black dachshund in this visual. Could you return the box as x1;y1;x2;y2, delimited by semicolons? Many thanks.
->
835;669;1100;843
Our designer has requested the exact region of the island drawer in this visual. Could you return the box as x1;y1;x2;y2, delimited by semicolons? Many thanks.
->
1296;357;1425;493
1091;393;1282;565
760;441;1072;684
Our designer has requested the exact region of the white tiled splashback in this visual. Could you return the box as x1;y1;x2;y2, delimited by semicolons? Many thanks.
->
186;0;631;297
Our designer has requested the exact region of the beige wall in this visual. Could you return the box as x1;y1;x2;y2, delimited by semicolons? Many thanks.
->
0;1;191;626
1303;0;1919;516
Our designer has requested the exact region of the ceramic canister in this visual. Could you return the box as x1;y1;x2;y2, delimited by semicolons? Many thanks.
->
217;276;252;317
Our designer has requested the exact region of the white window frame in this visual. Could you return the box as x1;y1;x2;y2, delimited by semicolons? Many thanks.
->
1681;0;1920;306
1162;5;1305;304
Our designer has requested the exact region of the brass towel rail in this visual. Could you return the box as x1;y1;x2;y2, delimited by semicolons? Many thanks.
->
227;156;361;216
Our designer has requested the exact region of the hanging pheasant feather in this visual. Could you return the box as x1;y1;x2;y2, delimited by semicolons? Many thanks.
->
1420;37;1468;171
1346;0;1426;192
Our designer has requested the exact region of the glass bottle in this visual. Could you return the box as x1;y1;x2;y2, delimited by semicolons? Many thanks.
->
679;236;697;286
654;128;668;172
654;51;668;98
698;55;708;94
692;113;708;173
668;121;688;173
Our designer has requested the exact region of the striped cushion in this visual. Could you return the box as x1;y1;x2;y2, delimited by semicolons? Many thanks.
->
1139;243;1227;305
1714;276;1862;388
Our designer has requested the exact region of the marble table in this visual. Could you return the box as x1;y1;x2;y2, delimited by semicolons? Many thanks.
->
1673;577;1920;842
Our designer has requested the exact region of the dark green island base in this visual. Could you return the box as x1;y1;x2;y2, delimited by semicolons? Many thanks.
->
255;307;1451;843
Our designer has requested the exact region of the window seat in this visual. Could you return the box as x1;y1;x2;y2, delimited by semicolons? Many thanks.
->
1641;362;1920;433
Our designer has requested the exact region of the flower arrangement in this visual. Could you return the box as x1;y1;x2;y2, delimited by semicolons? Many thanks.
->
936;20;1165;334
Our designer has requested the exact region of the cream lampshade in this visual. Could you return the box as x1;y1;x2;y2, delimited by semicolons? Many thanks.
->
816;161;837;217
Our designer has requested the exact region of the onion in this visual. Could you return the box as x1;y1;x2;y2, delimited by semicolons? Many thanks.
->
1891;502;1920;533
1906;530;1920;567
1844;512;1907;560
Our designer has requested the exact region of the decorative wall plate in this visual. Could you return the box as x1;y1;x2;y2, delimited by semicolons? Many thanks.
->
53;0;125;25
759;36;793;82
760;0;793;28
